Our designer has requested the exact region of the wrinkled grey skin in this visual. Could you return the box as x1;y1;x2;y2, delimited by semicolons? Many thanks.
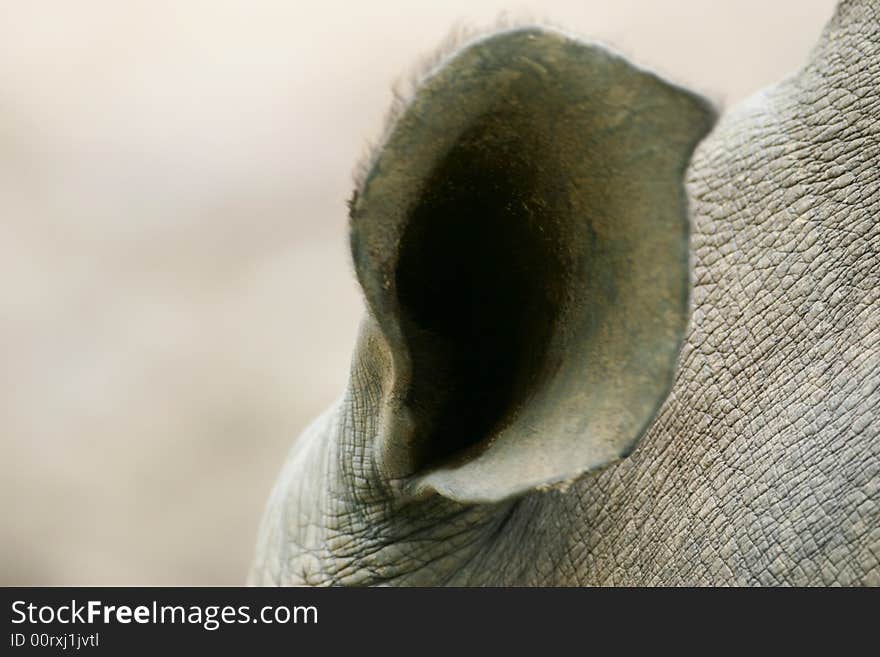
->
252;1;879;586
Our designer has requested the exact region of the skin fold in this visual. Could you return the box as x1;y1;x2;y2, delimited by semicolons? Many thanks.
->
251;0;879;586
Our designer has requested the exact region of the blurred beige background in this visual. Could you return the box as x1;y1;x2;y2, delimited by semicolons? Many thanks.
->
1;0;837;584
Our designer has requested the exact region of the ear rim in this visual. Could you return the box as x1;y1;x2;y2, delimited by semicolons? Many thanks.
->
349;26;718;504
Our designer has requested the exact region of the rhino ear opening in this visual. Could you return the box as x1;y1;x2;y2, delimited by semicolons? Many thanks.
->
349;27;716;504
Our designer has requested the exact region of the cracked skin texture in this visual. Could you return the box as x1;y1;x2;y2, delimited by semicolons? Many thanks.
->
251;0;879;586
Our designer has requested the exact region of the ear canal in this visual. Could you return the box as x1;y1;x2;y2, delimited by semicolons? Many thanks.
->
349;27;716;503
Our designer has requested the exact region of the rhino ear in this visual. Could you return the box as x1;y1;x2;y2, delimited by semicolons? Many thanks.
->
349;27;716;504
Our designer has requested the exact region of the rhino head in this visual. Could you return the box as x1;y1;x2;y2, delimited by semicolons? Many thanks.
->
251;1;879;586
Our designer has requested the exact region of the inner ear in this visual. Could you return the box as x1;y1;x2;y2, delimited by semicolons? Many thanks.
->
395;111;571;469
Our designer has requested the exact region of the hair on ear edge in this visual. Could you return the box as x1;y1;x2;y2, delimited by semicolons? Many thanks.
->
349;12;554;201
347;15;721;209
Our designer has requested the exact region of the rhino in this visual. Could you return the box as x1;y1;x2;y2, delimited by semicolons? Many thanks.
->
251;0;879;586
